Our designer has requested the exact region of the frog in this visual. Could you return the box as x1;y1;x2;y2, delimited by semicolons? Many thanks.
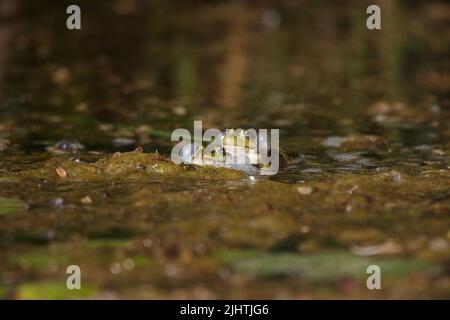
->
176;129;292;175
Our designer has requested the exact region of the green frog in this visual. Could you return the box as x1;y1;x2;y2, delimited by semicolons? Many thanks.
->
177;129;291;175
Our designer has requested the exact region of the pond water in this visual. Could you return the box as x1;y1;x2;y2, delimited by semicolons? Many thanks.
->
0;0;449;299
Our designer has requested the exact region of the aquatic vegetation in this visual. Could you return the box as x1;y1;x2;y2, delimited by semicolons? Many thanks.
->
14;149;247;182
0;197;28;215
216;250;438;281
15;281;98;300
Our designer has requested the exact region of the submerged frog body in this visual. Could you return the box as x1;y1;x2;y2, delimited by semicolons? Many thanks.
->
178;143;263;175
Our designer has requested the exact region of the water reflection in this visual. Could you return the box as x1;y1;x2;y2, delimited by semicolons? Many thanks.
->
0;1;447;155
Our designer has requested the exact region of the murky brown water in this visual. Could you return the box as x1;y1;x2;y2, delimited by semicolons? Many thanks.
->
0;0;449;299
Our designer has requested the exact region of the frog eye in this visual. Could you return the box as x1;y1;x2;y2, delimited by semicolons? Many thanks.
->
180;143;201;163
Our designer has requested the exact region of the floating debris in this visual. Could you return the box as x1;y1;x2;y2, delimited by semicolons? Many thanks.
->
322;134;386;152
414;145;434;152
47;140;85;154
55;167;67;179
112;137;136;147
262;9;281;29
0;138;10;151
172;105;187;116
383;170;402;183
322;136;346;148
51;66;71;86
301;168;322;174
49;197;64;209
328;151;363;162
428;238;448;252
351;240;402;256
110;262;122;275
432;149;445;156
296;186;313;195
80;196;93;205
123;258;135;271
